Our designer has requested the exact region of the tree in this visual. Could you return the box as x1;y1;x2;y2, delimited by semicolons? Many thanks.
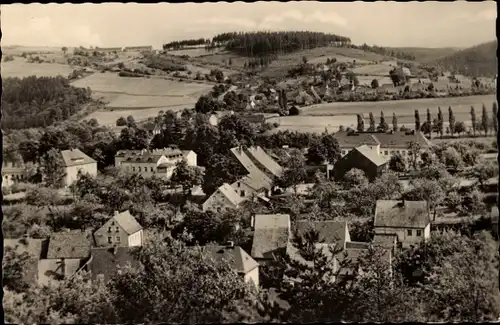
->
343;168;368;187
470;106;476;137
414;110;420;131
407;141;421;170
116;116;127;126
289;106;300;116
2;246;36;292
378;111;389;132
389;153;406;173
481;103;489;136
392;113;398;131
170;159;204;196
368;112;376;132
61;46;68;54
356;114;365;132
442;147;462;169
454;121;466;138
448;106;456;137
426;108;432;139
195;95;219;114
39;148;67;188
371;79;379;89
492;102;498;135
108;236;263;324
473;160;499;186
277;150;307;194
126;115;137;128
302;56;308;64
406;178;445;220
436;107;444;138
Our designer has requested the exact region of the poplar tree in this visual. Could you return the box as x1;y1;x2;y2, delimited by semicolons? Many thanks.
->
449;106;455;137
414;109;421;132
470;106;477;137
392;113;398;132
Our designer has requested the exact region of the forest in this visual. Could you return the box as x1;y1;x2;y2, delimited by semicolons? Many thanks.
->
1;76;93;130
163;38;210;50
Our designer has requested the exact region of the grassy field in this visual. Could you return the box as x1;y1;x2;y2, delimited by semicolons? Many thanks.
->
168;47;223;57
353;63;393;76
270;95;496;134
86;104;190;126
1;60;73;78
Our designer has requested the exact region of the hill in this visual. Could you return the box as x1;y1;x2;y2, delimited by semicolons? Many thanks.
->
433;41;497;77
385;47;462;63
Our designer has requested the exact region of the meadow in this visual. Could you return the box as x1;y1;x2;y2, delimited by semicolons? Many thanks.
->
86;104;190;126
1;60;73;78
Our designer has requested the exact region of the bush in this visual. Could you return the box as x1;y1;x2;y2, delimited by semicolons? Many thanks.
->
289;106;301;116
116;117;127;126
3;55;14;62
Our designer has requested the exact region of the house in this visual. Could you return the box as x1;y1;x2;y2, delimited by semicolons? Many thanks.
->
243;146;284;179
336;245;393;279
334;130;432;159
294;220;351;250
93;210;144;248
230;147;274;189
2;159;26;188
231;173;273;200
334;145;389;182
208;110;234;126
60;149;98;187
143;123;163;136
88;246;140;283
39;231;92;286
251;214;291;263
202;183;245;212
204;243;260;287
95;47;122;53
374;200;431;249
4;237;49;285
114;148;197;179
123;46;153;52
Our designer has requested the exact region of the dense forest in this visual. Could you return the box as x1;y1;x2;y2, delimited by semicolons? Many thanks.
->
352;43;417;61
212;31;351;57
434;40;497;77
1;76;93;130
163;38;209;50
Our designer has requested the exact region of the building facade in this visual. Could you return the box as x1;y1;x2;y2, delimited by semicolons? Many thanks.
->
202;183;244;212
60;149;98;187
93;210;144;248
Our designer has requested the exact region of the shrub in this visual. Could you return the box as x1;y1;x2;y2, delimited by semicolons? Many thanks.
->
289;106;301;116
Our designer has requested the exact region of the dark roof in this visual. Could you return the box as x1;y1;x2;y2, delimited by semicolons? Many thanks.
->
374;200;430;228
116;148;184;163
294;220;348;245
89;247;139;282
204;245;259;274
334;131;380;148
354;145;389;166
113;210;143;235
60;149;96;167
47;231;92;259
244;146;283;179
251;214;291;259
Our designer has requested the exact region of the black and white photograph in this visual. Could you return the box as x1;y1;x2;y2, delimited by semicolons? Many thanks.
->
0;1;498;323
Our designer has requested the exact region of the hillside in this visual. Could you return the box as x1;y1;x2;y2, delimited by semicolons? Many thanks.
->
385;47;462;63
433;40;497;77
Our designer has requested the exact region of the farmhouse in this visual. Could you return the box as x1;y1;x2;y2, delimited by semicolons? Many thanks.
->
333;145;389;182
4;237;49;286
231;173;273;200
251;214;291;264
60;149;98;187
202;183;245;212
2;159;27;188
88;246;140;283
123;46;153;52
374;200;431;249
93;210;144;248
95;47;122;53
203;243;260;288
334;131;381;157
114;148;197;179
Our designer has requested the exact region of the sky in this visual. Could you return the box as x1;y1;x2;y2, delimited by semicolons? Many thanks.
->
1;2;497;49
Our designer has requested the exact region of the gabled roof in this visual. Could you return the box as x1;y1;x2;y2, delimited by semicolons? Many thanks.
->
89;247;140;282
252;214;291;259
230;146;273;183
244;146;283;178
218;183;245;206
354;145;389;166
47;231;91;259
372;131;432;149
334;131;380;148
294;220;348;245
236;172;273;192
374;200;430;228
204;245;259;274
112;210;143;235
60;149;96;167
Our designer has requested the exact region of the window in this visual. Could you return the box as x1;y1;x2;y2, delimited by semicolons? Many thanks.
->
132;167;136;172
150;167;154;172
237;182;241;188
416;230;422;237
108;237;112;243
115;227;120;233
384;150;388;155
407;229;412;236
116;236;121;242
240;190;245;197
138;167;141;172
108;227;112;233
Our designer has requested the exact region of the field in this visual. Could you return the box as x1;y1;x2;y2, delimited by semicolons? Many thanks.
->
168;47;223;57
1;60;73;78
85;105;190;126
353;63;393;76
271;94;496;133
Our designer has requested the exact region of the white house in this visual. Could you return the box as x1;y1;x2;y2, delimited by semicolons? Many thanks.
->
202;183;245;212
374;200;431;249
93;210;144;248
60;149;98;187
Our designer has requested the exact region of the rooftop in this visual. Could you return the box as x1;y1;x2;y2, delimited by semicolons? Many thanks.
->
47;231;91;259
252;214;291;259
354;145;389;166
112;210;143;235
218;183;245;206
60;149;96;167
374;200;430;228
294;220;348;246
204;245;259;274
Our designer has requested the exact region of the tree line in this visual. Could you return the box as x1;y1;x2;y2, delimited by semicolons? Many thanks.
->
163;38;210;50
1;76;93;130
353;43;417;61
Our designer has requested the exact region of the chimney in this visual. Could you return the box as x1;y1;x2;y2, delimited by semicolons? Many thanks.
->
114;210;119;216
